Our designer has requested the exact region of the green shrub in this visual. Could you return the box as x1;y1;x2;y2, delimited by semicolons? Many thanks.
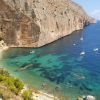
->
0;68;9;76
14;78;24;92
0;69;24;95
0;91;3;98
9;85;19;95
22;89;32;100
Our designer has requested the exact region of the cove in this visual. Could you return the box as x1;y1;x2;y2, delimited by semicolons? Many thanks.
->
0;22;100;100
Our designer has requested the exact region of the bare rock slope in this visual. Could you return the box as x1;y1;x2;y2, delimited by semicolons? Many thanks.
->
0;0;93;47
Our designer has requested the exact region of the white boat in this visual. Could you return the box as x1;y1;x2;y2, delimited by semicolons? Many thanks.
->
80;51;85;55
73;43;76;46
30;50;35;54
80;37;83;41
93;48;99;51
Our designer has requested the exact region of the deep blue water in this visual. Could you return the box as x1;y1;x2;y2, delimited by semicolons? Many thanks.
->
0;22;100;100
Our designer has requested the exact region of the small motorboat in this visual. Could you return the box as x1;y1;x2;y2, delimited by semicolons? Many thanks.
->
73;43;76;46
80;51;85;55
30;50;35;54
93;48;99;51
80;37;83;41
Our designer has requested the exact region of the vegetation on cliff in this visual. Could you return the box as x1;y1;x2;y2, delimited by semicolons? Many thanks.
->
0;68;59;100
0;69;23;94
0;68;33;100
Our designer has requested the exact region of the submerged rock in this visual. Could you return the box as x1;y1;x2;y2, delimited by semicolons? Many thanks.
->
77;95;96;100
0;0;94;47
86;95;96;100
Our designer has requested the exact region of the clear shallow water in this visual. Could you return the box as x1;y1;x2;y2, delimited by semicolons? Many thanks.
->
0;22;100;100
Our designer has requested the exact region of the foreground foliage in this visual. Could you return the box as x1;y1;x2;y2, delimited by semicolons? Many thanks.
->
22;89;32;100
0;68;32;100
0;68;24;94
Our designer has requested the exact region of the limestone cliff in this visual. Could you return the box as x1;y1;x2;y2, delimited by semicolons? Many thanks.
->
0;0;93;47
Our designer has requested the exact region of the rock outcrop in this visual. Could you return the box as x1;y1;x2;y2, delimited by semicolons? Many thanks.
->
0;40;8;52
86;95;96;100
0;0;93;47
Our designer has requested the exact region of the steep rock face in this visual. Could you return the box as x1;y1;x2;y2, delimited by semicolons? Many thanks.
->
0;0;93;47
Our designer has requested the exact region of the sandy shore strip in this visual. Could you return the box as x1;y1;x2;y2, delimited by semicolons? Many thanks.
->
22;86;59;100
32;90;59;100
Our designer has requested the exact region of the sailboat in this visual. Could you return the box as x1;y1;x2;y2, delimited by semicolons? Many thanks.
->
80;34;85;55
80;37;83;41
80;51;85;55
73;43;76;46
93;48;99;51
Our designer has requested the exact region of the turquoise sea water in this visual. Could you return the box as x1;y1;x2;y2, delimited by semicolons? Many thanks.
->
0;22;100;100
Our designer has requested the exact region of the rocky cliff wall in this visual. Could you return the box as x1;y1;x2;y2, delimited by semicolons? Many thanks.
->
0;0;93;47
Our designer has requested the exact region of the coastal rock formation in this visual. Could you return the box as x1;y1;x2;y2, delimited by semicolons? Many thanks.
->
0;40;8;52
0;0;94;47
77;95;96;100
86;95;96;100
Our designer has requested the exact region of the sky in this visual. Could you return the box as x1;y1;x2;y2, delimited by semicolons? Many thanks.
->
73;0;100;20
